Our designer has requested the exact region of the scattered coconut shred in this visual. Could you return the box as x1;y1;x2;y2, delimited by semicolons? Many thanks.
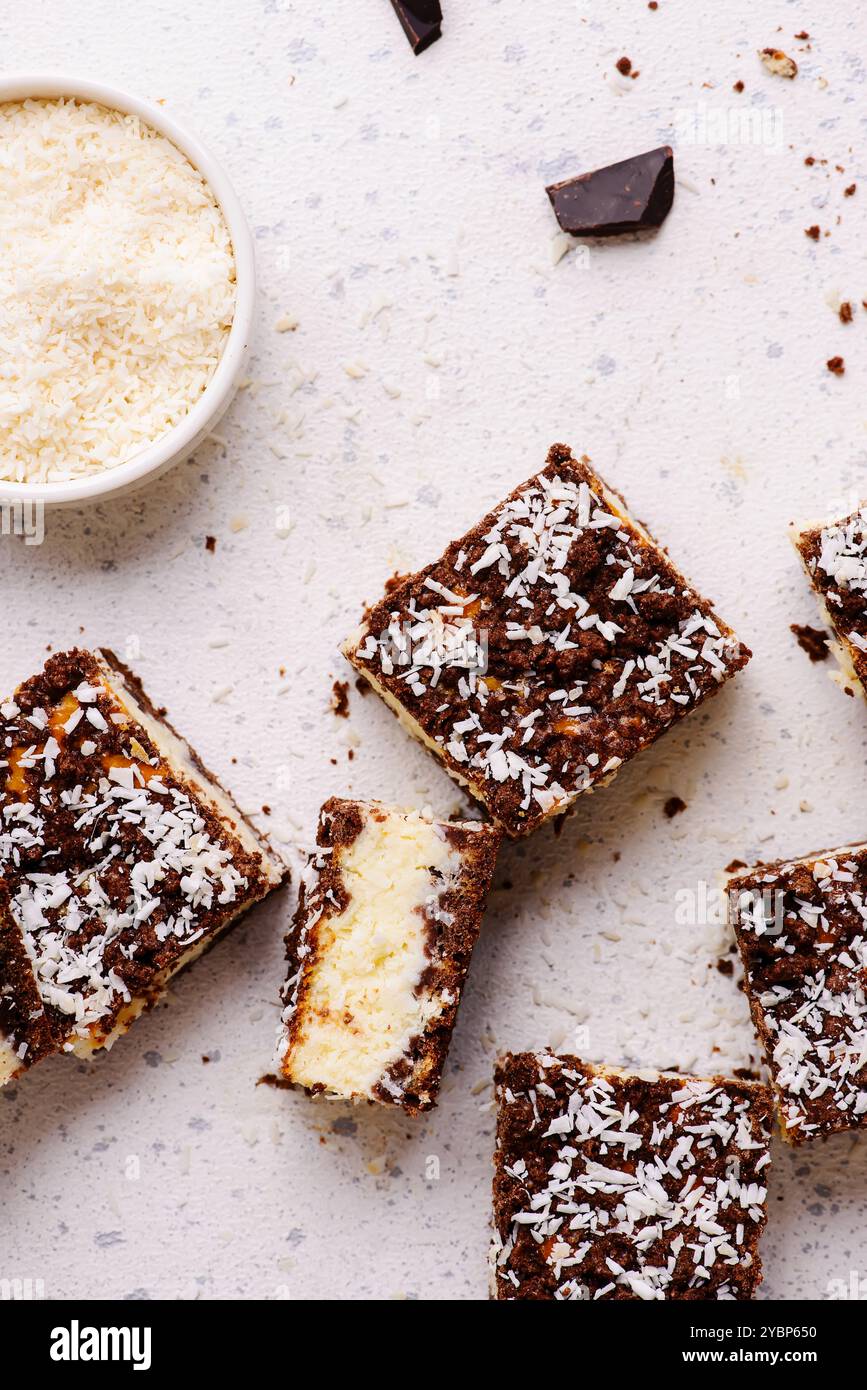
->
0;98;236;484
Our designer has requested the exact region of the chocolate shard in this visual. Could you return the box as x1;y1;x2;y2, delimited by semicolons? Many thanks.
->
389;1;443;55
546;146;675;237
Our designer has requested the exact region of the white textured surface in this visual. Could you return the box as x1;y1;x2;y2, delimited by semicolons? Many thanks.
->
1;1;866;1301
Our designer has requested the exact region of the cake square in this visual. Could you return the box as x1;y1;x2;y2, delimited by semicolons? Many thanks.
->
729;845;867;1142
0;648;285;1084
277;797;500;1113
491;1053;772;1301
792;505;867;699
344;444;750;837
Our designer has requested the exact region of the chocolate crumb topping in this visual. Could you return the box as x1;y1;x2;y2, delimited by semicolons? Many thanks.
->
0;649;283;1077
492;1053;771;1300
730;846;867;1142
794;506;867;692
345;445;750;837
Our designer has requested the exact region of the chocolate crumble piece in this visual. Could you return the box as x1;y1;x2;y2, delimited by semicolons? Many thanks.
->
839;301;853;324
616;56;632;76
277;798;499;1113
343;444;750;838
0;650;285;1086
205;535;217;553
792;505;867;696
730;848;867;1142
546;147;674;238
492;1054;772;1300
733;80;745;92
330;680;350;718
663;795;687;818
389;0;442;55
790;623;829;663
256;1071;293;1090
805;225;820;240
845;184;856;197
826;356;845;375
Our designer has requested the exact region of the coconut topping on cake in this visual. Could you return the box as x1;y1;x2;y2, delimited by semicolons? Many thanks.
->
492;1053;771;1301
730;847;867;1141
345;445;750;836
0;648;280;1071
793;506;867;694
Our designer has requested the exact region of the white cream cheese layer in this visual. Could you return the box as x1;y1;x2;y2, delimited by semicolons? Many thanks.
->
0;1037;23;1085
287;809;461;1099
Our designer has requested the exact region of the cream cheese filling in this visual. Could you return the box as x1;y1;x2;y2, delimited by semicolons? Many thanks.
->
0;1037;23;1085
286;809;460;1099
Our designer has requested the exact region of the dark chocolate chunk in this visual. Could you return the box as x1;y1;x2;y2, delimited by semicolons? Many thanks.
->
389;1;442;55
546;146;675;237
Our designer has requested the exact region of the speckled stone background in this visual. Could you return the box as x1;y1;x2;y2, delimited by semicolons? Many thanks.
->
2;1;866;1301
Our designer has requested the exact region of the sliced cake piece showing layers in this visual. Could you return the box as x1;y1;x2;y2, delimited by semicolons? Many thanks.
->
0;648;285;1082
277;798;500;1113
729;843;867;1143
344;444;750;837
792;505;867;698
492;1053;772;1301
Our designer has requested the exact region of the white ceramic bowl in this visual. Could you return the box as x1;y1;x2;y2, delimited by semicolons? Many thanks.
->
0;74;255;508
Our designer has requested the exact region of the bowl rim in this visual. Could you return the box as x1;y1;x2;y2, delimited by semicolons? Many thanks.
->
0;72;255;507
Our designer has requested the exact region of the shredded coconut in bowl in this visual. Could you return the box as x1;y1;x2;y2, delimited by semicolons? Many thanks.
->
0;97;236;485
